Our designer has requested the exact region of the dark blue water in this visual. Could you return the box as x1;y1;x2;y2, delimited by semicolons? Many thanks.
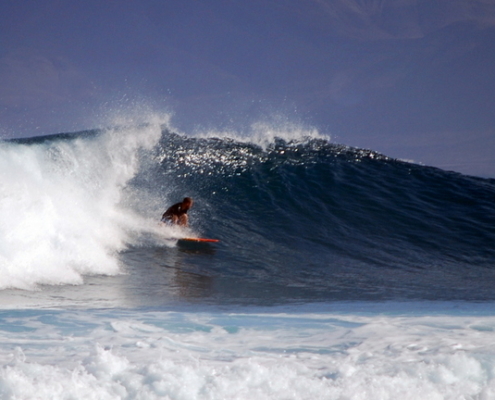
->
118;130;495;305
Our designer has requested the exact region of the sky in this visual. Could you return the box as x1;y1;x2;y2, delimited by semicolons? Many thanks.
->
1;0;495;177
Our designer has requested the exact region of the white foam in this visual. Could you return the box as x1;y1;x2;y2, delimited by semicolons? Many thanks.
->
0;123;163;290
191;118;330;150
1;310;495;399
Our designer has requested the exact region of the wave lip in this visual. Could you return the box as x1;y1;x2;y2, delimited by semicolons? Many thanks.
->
2;309;495;399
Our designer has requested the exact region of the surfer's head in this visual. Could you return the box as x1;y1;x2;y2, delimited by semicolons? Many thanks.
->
182;197;193;210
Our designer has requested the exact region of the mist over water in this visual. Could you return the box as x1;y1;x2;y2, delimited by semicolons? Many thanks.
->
0;124;163;290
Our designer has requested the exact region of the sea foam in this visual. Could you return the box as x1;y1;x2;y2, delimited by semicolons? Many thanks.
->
0;124;162;290
1;309;495;400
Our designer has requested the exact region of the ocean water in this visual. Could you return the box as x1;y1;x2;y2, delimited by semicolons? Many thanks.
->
0;123;495;399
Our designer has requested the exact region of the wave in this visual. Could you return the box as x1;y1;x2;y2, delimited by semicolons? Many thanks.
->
0;125;162;290
1;124;495;299
151;131;495;301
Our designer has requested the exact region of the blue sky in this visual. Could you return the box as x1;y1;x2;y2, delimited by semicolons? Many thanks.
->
1;0;495;177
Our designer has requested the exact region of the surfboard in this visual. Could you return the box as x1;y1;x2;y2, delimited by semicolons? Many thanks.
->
179;238;219;243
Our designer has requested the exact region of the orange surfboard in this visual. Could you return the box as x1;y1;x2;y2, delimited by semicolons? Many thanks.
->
179;238;219;243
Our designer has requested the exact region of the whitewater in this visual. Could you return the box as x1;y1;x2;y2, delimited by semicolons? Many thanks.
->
0;122;495;399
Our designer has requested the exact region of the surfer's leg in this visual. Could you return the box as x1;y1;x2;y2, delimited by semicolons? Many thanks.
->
178;214;188;226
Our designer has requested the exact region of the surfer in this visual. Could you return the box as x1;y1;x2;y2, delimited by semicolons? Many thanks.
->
161;197;193;227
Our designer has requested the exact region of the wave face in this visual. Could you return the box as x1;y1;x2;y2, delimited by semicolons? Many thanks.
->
150;131;495;302
1;127;495;301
